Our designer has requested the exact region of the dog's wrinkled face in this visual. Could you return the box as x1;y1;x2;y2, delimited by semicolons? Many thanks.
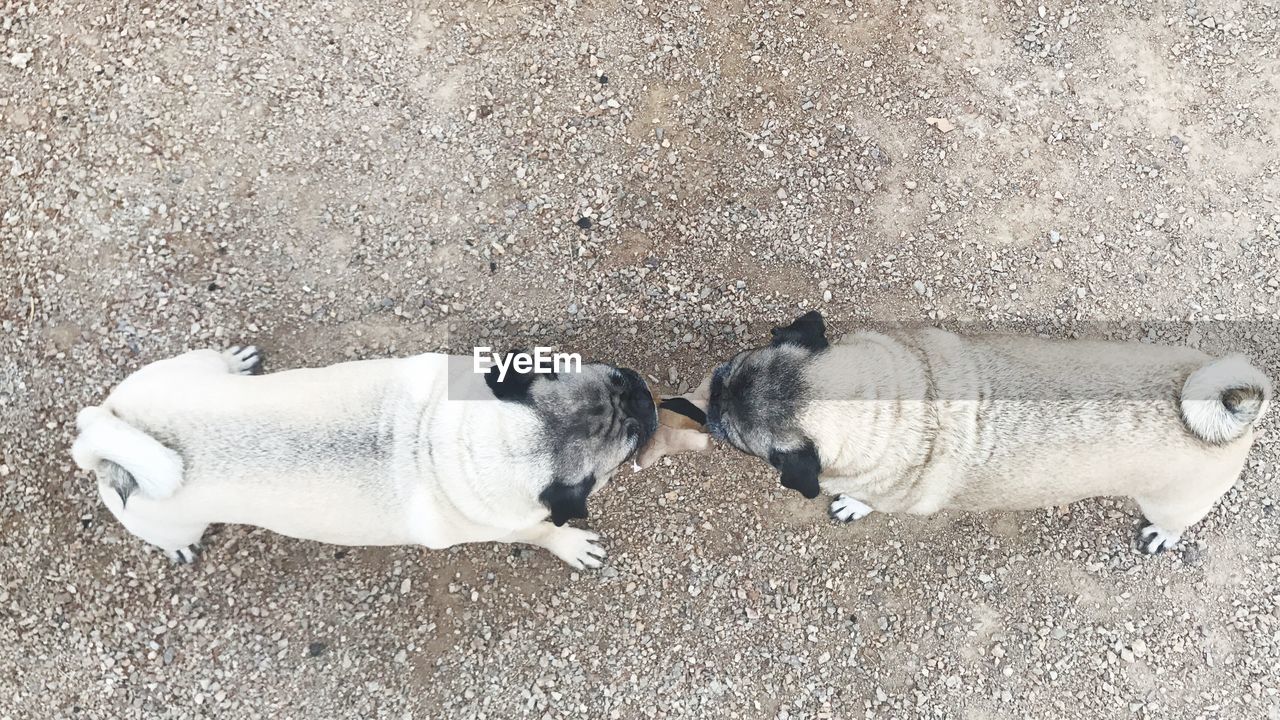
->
487;361;657;524
707;345;810;458
707;311;829;499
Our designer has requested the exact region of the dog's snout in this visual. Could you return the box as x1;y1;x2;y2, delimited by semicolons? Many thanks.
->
706;365;727;440
617;368;658;441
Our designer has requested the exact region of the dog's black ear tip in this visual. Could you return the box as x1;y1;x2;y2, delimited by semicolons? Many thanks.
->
780;475;821;499
772;441;823;500
549;508;587;526
485;352;539;401
771;311;829;351
540;475;595;527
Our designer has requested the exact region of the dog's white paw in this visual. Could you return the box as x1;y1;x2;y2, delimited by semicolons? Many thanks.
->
542;527;607;570
829;495;874;523
1138;523;1181;554
165;544;201;565
223;345;264;375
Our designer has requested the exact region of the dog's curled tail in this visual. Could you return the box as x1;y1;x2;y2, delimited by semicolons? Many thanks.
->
1180;355;1271;445
71;406;184;504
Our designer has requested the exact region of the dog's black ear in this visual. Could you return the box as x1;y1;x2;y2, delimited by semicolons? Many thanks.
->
539;475;597;526
768;442;822;499
770;311;828;352
485;348;536;402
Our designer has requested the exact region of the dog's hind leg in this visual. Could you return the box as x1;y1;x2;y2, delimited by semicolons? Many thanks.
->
1133;475;1236;554
119;510;208;565
98;482;208;565
117;347;264;388
221;345;265;375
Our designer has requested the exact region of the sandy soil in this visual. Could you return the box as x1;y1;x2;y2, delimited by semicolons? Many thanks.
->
2;0;1279;718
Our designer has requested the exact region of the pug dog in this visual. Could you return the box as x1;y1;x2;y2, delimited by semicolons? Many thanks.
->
71;346;657;569
707;311;1270;553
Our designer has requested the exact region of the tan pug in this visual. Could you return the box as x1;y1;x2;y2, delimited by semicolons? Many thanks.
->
72;346;657;569
706;311;1269;553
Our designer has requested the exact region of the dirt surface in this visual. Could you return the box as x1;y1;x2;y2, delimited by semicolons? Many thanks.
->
3;0;1280;718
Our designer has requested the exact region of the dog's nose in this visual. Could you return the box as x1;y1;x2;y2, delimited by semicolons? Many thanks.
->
706;413;726;440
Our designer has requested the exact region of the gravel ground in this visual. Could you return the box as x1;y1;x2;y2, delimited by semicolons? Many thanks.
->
4;0;1280;718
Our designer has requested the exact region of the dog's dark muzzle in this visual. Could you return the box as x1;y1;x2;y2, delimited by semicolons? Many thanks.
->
618;367;658;447
705;363;729;440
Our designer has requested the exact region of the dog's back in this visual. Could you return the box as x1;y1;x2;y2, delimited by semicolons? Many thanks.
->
805;329;1267;523
71;349;431;559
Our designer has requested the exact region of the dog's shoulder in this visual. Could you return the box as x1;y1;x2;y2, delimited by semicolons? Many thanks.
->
809;328;945;401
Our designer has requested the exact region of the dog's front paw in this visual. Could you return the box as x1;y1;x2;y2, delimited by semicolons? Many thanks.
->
223;345;265;375
1137;522;1181;554
542;526;607;570
829;495;874;523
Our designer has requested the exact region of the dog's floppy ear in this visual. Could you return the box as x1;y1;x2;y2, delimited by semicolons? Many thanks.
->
770;310;828;352
539;475;597;526
768;442;822;499
485;348;536;402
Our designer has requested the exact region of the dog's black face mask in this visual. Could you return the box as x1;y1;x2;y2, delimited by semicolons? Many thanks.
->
487;356;658;525
706;311;830;498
